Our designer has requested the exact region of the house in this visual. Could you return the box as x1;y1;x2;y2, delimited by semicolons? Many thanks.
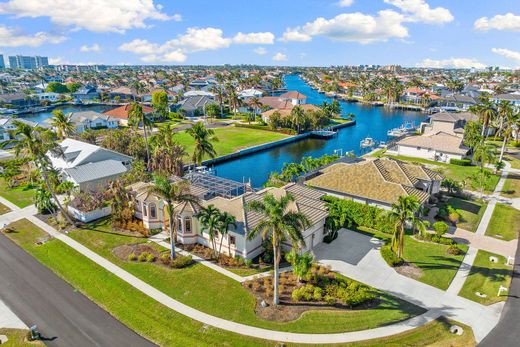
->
401;87;428;104
305;157;443;210
172;95;216;118
48;138;132;191
128;176;328;259
258;91;312;122
103;104;154;126
72;86;99;101
440;94;477;111
0;93;38;108
183;90;215;98
261;104;322;123
141;88;177;103
45;111;119;133
109;86;137;101
35;92;59;102
491;93;520;109
0;118;39;143
388;112;477;162
238;88;264;101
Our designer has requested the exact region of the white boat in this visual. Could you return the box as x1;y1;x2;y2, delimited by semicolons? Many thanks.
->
360;137;376;148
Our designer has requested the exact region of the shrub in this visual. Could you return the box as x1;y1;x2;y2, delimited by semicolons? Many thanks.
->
138;252;149;262
380;245;403;267
170;255;193;269
159;253;171;265
146;253;156;262
323;230;338;243
292;284;319;302
447;245;462;255
450;158;472;166
433;221;449;236
448;212;461;224
245;259;253;268
127;252;137;261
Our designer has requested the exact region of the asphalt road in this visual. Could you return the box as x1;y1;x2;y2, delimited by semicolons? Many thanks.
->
0;233;157;347
478;241;520;347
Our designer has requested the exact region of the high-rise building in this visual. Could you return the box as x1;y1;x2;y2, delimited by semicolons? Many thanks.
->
35;56;49;68
8;55;49;69
0;54;5;69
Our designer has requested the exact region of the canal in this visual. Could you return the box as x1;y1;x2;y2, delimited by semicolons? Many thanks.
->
213;74;427;187
21;104;115;124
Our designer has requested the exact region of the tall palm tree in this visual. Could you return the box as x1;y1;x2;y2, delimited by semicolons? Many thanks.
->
50;110;75;139
147;176;199;259
471;99;497;137
388;196;420;259
290;105;305;133
186;122;218;166
246;193;310;305
473;141;496;172
250;96;262;118
218;211;236;255
198;205;221;258
128;101;151;163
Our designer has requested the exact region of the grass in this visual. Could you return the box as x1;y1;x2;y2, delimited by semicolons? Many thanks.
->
225;266;273;277
459;250;513;305
65;217;425;334
385;155;500;194
2;219;474;347
501;173;520;198
357;227;468;290
441;197;487;232
0;328;44;347
0;179;35;208
0;201;11;215
174;125;290;161
485;203;520;241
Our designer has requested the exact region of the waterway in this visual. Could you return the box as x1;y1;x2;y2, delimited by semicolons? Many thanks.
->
213;74;427;187
20;104;115;124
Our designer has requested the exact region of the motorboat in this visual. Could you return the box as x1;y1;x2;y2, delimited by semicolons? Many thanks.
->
360;137;376;148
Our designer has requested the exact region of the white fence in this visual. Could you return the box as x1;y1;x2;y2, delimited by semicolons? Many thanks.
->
68;205;112;223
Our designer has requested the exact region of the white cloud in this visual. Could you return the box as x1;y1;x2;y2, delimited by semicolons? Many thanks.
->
280;28;312;42
384;0;453;24
337;0;354;7
253;47;267;55
416;57;486;69
0;0;175;33
0;25;66;47
80;43;101;52
233;32;274;44
474;13;520;32
492;48;520;65
49;57;96;65
272;52;288;61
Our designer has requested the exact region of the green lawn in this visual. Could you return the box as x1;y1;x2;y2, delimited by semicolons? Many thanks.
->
501;173;520;198
357;227;468;290
0;179;35;208
66;218;425;334
442;197;487;232
174;126;290;161
3;219;473;347
225;266;273;277
0;328;44;347
0;201;10;215
485;204;520;241
459;250;513;305
385;155;500;194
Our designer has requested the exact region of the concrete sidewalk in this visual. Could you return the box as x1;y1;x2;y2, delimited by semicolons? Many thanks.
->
0;299;26;329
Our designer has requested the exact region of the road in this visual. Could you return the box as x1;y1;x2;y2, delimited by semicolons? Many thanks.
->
478;240;520;347
0;233;157;347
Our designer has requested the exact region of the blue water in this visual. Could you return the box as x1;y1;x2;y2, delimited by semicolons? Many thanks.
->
19;104;115;124
213;74;426;187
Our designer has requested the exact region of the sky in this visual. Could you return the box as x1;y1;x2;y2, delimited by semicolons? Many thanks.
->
0;0;519;68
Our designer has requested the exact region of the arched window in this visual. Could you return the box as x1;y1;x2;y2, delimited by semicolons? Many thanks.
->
149;203;156;219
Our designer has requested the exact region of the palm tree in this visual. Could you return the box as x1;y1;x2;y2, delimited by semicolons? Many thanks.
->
290;106;305;133
50;110;75;139
388;196;420;259
186;122;218;166
471;99;497;137
250;96;262;119
246;193;310;305
473;141;496;172
128;101;151;163
147;176;199;259
198;205;221;259
149;123;186;176
218;211;236;255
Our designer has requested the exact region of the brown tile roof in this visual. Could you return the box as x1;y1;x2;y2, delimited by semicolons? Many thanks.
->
261;104;321;118
397;131;470;155
103;104;154;120
280;91;307;99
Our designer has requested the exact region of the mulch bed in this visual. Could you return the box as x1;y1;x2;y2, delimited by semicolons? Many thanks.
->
394;262;423;280
112;243;161;261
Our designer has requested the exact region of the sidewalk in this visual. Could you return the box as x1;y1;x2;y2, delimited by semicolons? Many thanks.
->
448;228;517;258
0;299;26;329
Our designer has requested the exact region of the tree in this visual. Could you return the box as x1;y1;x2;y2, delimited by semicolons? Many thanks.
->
473;141;496;172
50;110;75;139
186;122;218;166
246;193;310;305
149;123;186;176
290;105;305;133
46;82;68;94
147;176;200;259
128;101;151;163
205;104;220;123
471;100;497;137
285;250;314;282
151;90;169;119
100;128;146;159
35;186;56;214
463;121;483;149
198;205;221;259
388;196;420;259
218;211;236;255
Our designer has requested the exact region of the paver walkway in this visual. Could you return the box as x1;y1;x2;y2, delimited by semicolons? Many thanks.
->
448;228;517;258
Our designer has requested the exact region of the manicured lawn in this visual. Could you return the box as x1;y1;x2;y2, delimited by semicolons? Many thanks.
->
225;266;273;277
459;250;513;305
385;155;500;194
0;201;10;215
485;204;520;241
174;126;290;161
357;227;468;290
501;173;520;198
66;218;425;333
442;197;487;232
0;180;35;208
0;328;44;347
3;219;473;347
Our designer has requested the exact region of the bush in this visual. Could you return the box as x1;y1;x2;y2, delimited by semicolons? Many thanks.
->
159;252;171;265
138;252;149;262
447;245;462;255
146;253;156;262
170;255;193;269
127;252;138;261
323;230;338;243
433;221;449;236
380;245;403;267
450;158;472;166
244;259;253;268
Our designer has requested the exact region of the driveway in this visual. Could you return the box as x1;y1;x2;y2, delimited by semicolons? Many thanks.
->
0;234;156;347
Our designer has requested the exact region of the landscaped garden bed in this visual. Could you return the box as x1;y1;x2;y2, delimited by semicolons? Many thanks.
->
113;242;194;269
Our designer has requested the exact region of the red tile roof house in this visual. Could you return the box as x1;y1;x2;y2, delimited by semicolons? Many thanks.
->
103;104;154;126
259;91;311;123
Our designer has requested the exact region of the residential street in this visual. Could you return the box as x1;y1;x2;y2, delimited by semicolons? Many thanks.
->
0;233;156;347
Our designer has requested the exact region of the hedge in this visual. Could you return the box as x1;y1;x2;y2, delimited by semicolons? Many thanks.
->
449;158;472;166
381;245;403;267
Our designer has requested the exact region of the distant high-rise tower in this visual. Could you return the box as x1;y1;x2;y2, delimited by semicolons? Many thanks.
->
0;54;5;69
8;55;49;69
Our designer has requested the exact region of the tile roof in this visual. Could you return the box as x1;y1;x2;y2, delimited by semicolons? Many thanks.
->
280;91;307;99
397;131;470;155
103;104;153;120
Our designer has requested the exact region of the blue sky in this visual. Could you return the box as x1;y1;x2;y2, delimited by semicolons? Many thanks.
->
0;0;519;68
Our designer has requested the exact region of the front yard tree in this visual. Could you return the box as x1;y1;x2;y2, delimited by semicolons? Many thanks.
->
50;110;75;139
151;90;169;119
218;211;236;255
473;141;496;172
198;205;221;259
246;193;310;305
388;195;420;259
186;122;218;166
128;101;151;163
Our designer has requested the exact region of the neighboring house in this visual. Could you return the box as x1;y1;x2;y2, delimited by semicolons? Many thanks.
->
0;93;38;108
141;88;177;102
0;118;39;143
103;104;154;126
189;79;210;89
48;138;132;191
35;92;59;102
72;86;99;101
183;90;215;98
172;95;216;118
128;177;328;259
491;93;520;109
45;111;119;133
305;157;443;210
109;86;137;101
440;94;476;111
261;104;322;123
259;91;311;122
401;87;428;104
237;88;265;113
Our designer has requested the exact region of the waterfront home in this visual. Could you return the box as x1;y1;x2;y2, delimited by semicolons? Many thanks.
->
261;104;322;123
108;86;137;101
72;86;99;101
0;93;38;108
401;87;428;104
491;93;520;109
45;111;119;133
141;88;177;103
0;118;39;143
172;95;216;118
259;91;308;109
48;138;132;191
128;177;328;259
103;104;154;126
305;157;442;210
35;92;59;103
440;94;476;111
